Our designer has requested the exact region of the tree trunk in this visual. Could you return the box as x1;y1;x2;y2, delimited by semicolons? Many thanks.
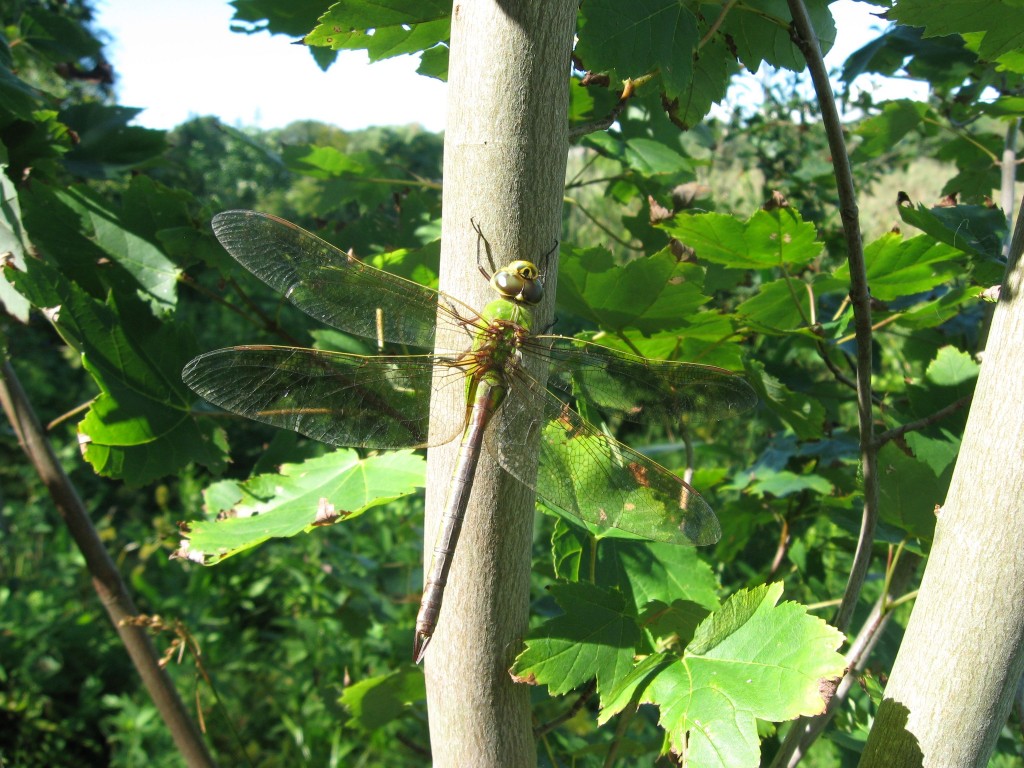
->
422;1;576;766
859;224;1024;766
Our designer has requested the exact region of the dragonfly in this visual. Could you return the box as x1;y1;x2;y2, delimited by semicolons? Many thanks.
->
182;210;757;663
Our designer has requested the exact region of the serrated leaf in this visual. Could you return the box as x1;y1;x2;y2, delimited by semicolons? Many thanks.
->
510;581;641;696
671;35;734;129
926;346;979;386
736;276;835;332
851;99;930;160
896;285;984;330
748;470;832;498
576;0;699;98
60;103;167;177
897;202;1007;263
596;540;720;614
749;361;826;440
340;666;425;730
905;429;961;476
176;450;424;564
641;599;712;646
629;583;845;764
9;258;225;484
833;233;962;301
664;209;822;269
557;246;710;334
571;316;749;371
623;137;692;175
878;443;947;540
723;0;836;72
888;0;1024;61
365;18;450;61
20;185;180;314
0;150;30;322
306;0;450;62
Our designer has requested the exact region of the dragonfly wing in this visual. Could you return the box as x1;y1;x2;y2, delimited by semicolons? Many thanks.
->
182;346;465;448
490;372;721;546
213;211;480;351
529;337;756;424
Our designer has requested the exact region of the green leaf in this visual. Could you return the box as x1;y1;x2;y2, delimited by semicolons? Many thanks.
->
569;315;749;370
510;581;642;696
340;666;425;730
833;233;962;301
306;0;450;62
229;0;330;37
905;429;961;476
576;0;699;98
878;443;947;540
622;137;692;175
417;43;449;80
851;100;931;160
176;450;425;564
670;36;734;129
60;103;167;177
614;584;845;763
9;258;225;484
557;246;710;334
749;361;826;440
736;276;838;332
926;346;979;386
748;470;833;498
664;208;822;269
0;150;31;322
596;540;720;614
20;185;181;314
365;18;450;61
888;0;1024;61
896;285;985;330
897;202;1007;264
723;0;836;72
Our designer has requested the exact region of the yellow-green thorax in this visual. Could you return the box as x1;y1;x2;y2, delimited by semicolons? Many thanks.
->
461;260;543;405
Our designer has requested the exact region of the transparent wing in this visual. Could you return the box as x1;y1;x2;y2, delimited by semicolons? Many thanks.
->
182;345;466;448
212;210;482;350
526;336;757;424
490;370;722;546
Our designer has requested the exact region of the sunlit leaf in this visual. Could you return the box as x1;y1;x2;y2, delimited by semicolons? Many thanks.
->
176;450;424;564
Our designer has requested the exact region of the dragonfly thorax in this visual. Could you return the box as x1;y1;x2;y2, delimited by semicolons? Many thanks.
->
490;260;543;305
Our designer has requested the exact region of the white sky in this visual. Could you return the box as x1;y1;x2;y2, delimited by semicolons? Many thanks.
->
93;0;923;133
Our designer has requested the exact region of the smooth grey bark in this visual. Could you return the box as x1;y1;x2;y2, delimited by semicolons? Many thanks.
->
859;204;1024;766
421;1;576;766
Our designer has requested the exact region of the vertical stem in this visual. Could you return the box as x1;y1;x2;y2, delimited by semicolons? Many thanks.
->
785;0;876;635
422;2;577;766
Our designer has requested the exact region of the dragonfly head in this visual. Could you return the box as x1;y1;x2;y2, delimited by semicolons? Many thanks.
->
491;260;543;305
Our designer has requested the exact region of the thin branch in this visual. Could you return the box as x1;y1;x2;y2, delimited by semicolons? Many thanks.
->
873;395;972;448
768;5;887;764
569;72;657;141
533;679;597;738
772;552;921;768
564;196;643;249
815;341;858;393
785;0;878;637
0;359;216;768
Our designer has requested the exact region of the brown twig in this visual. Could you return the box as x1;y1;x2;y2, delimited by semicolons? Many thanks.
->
534;679;597;737
0;359;216;767
773;551;921;767
873;395;972;448
785;0;877;637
